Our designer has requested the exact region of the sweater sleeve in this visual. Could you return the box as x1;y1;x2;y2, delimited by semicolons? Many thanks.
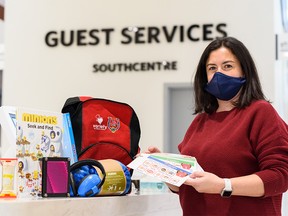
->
249;101;288;197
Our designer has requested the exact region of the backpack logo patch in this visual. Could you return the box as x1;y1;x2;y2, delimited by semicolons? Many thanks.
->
108;117;120;133
93;114;107;130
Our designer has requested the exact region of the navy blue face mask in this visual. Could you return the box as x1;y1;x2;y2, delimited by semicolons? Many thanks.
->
204;72;246;101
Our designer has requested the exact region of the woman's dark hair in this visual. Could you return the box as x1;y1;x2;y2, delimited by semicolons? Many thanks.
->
194;36;267;114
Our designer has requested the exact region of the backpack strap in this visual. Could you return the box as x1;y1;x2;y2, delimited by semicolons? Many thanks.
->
62;96;92;116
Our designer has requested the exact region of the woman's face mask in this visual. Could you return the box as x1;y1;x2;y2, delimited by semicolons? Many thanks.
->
204;72;246;101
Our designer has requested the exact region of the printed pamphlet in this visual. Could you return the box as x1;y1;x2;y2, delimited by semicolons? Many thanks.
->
128;153;203;187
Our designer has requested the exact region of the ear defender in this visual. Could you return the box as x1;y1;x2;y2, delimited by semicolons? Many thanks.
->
69;172;77;197
69;159;106;197
118;162;131;195
77;174;101;197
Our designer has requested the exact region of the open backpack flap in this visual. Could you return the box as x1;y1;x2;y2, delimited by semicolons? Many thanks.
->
61;96;141;168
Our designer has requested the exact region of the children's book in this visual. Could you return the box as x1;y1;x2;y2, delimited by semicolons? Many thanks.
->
16;107;66;197
128;153;203;187
0;106;17;157
62;113;78;164
0;106;77;197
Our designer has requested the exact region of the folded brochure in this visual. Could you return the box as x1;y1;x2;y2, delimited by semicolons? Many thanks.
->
128;153;203;187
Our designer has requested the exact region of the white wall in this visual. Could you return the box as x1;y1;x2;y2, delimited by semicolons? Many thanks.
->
274;0;288;122
3;0;275;153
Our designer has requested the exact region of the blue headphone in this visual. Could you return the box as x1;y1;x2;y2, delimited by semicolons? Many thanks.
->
69;159;106;197
119;162;132;195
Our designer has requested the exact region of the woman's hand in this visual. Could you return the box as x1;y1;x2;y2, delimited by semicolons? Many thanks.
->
184;171;224;194
134;146;161;158
144;146;161;154
185;172;265;197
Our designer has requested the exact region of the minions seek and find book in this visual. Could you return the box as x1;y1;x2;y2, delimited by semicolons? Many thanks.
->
15;107;65;197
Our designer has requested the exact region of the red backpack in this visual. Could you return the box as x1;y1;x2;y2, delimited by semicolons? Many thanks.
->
62;97;141;166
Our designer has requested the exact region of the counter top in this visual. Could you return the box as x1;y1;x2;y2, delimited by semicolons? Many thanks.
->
0;192;182;216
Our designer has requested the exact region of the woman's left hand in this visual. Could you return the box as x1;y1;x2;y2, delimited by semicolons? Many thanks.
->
184;171;224;194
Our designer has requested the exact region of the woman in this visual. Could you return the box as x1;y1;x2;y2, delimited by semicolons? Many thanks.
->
147;37;288;215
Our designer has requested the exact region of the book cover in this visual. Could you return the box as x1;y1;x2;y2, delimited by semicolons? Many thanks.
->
62;113;78;164
16;107;64;197
128;153;203;187
0;106;17;157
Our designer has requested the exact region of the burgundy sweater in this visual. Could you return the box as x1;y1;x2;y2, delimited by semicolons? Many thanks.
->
178;100;288;216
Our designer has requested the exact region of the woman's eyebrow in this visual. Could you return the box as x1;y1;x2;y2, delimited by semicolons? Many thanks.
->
206;63;216;67
222;60;235;64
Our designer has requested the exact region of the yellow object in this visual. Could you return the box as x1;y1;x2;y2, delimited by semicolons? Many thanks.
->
0;158;17;198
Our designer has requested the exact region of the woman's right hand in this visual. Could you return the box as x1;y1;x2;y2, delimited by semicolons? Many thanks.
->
144;146;161;154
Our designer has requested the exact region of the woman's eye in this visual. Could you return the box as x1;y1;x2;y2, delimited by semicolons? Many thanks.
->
208;66;217;71
224;64;233;69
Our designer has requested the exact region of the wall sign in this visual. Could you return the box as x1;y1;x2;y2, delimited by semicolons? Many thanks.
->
44;23;227;73
44;23;227;47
